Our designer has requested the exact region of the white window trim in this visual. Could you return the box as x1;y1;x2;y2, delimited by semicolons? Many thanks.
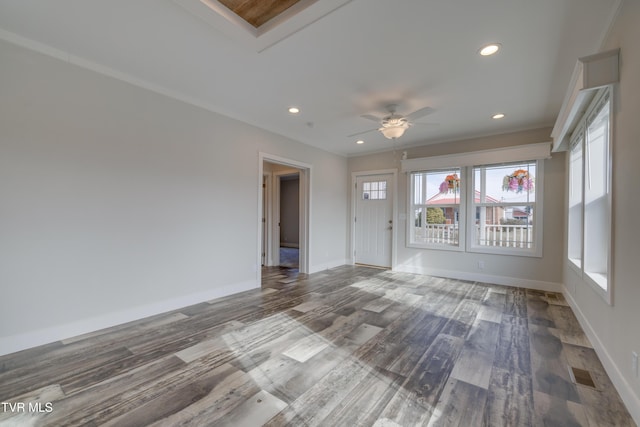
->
401;142;551;172
465;161;544;258
567;128;584;276
405;152;547;258
407;168;466;252
567;87;613;304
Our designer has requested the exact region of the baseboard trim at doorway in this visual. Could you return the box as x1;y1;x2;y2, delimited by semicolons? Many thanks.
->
354;263;390;270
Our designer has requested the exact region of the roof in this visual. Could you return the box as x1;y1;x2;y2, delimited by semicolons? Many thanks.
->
426;190;500;205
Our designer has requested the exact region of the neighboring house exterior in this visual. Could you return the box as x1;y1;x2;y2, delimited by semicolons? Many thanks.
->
425;190;504;224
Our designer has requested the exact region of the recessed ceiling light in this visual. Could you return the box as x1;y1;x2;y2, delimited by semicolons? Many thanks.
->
288;107;300;114
492;113;506;119
479;43;501;56
356;140;364;144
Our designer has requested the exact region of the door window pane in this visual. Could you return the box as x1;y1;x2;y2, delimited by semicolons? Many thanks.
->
362;180;387;200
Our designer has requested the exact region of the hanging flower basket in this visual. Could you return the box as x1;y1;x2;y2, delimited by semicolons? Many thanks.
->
439;173;460;193
502;169;534;193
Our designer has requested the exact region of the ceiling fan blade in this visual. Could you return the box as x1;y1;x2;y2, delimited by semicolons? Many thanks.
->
347;128;378;138
361;114;382;123
406;106;435;121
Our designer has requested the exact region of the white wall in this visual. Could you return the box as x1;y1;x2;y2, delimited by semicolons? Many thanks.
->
348;128;565;290
0;39;348;355
562;0;640;420
280;176;300;247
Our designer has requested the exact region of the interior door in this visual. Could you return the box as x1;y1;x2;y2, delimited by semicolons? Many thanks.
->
355;173;393;267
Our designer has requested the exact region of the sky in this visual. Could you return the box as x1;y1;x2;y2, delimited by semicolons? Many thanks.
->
421;162;537;205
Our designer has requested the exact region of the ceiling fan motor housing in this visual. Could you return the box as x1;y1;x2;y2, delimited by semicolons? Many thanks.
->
381;115;409;128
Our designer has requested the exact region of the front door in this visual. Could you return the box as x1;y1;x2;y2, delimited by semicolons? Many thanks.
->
355;173;393;267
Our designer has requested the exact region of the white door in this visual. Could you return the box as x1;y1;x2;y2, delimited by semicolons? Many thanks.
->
355;173;393;267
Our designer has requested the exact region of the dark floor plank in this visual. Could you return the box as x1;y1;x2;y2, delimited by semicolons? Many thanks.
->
529;323;581;403
533;390;589;427
320;367;406;427
379;333;465;426
449;319;500;389
526;293;556;328
483;367;534;427
428;378;488;427
493;314;532;376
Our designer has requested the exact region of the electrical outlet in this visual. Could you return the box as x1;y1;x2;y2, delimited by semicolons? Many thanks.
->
633;351;638;378
477;261;485;270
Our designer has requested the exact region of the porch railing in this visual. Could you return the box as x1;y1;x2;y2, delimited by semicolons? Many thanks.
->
413;224;533;248
477;224;533;248
413;224;459;245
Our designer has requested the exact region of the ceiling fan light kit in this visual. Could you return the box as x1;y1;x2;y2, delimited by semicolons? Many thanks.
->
379;120;409;139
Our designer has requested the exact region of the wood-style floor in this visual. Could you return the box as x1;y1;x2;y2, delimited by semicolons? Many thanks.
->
0;266;635;426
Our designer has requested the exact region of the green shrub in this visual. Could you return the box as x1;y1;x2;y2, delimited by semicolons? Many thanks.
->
426;208;446;224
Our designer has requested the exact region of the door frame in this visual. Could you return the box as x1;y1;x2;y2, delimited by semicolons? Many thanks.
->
258;152;311;285
351;169;398;268
262;172;272;266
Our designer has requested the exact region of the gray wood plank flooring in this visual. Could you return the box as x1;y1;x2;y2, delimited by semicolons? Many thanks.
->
0;266;635;426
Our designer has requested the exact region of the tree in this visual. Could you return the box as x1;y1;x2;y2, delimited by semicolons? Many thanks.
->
426;207;446;224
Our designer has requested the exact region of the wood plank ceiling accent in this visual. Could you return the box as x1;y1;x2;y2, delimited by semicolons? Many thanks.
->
217;0;303;28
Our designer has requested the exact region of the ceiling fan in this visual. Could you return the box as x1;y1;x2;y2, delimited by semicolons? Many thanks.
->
348;104;437;140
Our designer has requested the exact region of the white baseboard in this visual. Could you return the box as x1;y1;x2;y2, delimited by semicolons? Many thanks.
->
309;258;349;274
0;279;258;357
393;264;562;292
562;286;640;425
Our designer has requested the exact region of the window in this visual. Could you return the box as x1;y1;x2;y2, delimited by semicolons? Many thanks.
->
470;161;541;256
407;160;543;256
568;130;584;269
409;169;463;248
568;88;612;300
362;180;387;200
403;142;549;257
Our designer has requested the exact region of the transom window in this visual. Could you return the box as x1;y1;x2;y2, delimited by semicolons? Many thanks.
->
362;180;387;200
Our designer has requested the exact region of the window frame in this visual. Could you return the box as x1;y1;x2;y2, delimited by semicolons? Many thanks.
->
567;87;613;304
407;168;466;251
466;160;544;257
406;159;544;258
567;129;584;272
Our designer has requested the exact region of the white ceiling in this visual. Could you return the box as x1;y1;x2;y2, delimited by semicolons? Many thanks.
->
0;0;621;156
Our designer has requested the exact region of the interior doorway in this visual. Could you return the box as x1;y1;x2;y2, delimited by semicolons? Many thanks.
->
278;173;300;269
258;153;311;286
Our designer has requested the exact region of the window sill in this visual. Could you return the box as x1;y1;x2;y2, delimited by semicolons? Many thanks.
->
586;271;607;289
468;245;542;258
407;243;464;252
585;271;612;305
568;258;582;274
